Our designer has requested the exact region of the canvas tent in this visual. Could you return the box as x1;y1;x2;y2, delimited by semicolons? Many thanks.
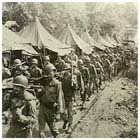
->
19;17;72;56
133;32;138;44
92;31;114;48
2;25;38;55
113;34;121;44
56;24;92;54
81;30;106;50
103;34;117;46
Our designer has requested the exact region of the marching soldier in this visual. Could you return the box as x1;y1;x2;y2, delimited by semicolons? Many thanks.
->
69;49;78;62
55;55;65;72
38;64;65;138
94;58;104;90
78;59;90;108
102;54;112;81
61;63;75;133
6;75;37;138
85;57;98;97
71;61;84;106
29;58;42;80
11;59;30;79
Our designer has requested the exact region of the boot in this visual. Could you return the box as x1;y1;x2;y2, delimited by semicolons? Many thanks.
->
66;123;72;134
62;120;68;129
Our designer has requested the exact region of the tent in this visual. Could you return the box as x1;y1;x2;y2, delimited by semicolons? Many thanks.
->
2;25;38;55
103;34;117;46
113;34;120;44
19;17;72;56
56;24;92;54
80;30;106;50
133;32;138;44
92;31;114;48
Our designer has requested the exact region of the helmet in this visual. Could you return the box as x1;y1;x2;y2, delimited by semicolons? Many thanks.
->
78;59;83;65
71;48;75;52
13;75;28;88
44;64;56;73
44;56;50;61
85;57;90;63
31;58;38;64
13;59;22;67
63;63;71;70
71;61;77;67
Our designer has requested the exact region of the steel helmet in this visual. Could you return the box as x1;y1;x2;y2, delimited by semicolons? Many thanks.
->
13;59;22;67
31;58;38;64
44;64;56;73
44;56;50;61
71;48;75;52
63;63;71;70
85;57;91;63
13;75;28;88
78;59;83;65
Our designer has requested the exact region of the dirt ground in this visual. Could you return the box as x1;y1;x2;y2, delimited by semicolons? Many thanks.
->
2;77;138;138
71;77;138;138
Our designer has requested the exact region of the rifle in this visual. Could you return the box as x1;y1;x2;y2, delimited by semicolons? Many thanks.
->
71;62;74;87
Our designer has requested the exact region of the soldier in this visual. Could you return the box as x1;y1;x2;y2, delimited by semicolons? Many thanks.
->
29;58;42;80
61;63;75;133
85;57;98;98
2;66;11;80
6;75;37;138
78;59;90;108
102;54;112;81
55;55;65;72
43;56;51;67
38;64;65;138
94;56;104;90
64;56;70;64
69;49;78;62
71;61;84;106
11;59;30;79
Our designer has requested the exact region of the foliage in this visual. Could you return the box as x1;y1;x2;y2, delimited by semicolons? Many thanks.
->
2;2;138;37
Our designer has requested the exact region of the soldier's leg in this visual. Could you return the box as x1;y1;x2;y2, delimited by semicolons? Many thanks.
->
62;100;68;129
66;100;73;133
6;125;15;138
38;105;47;138
6;125;28;138
45;108;59;138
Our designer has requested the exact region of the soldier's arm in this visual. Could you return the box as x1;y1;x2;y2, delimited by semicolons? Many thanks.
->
98;62;104;73
78;71;84;93
85;68;90;84
92;65;98;78
17;100;37;124
3;68;11;79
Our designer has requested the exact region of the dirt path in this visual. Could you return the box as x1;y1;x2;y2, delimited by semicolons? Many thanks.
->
70;77;137;138
3;77;137;138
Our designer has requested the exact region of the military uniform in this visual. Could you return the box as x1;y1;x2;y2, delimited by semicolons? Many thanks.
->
6;75;37;138
95;61;104;89
61;65;74;131
85;58;98;95
78;60;90;106
29;67;42;79
38;77;65;137
72;65;84;105
69;53;78;62
55;58;65;72
102;56;112;81
2;67;11;80
11;59;30;79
